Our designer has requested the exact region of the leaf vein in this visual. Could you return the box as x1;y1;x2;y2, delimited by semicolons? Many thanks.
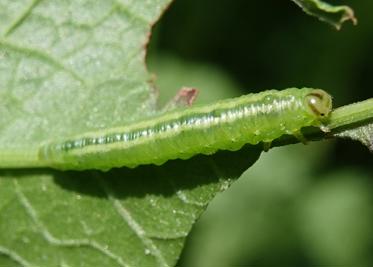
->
175;190;206;207
0;39;87;86
0;245;33;267
114;1;149;24
95;174;170;267
13;180;129;267
2;0;42;37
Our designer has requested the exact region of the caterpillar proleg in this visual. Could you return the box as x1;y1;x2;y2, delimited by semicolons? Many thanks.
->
39;88;332;171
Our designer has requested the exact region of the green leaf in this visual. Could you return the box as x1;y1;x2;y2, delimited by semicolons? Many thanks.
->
0;1;364;267
182;144;330;267
329;98;373;153
0;149;261;267
148;53;243;105
334;123;373;152
0;1;261;265
182;150;373;266
297;170;373;265
291;0;357;29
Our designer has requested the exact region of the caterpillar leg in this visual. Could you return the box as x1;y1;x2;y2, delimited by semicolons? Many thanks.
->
262;141;272;152
320;124;330;133
292;130;308;144
162;87;199;112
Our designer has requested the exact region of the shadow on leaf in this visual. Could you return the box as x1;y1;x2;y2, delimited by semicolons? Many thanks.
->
52;144;262;199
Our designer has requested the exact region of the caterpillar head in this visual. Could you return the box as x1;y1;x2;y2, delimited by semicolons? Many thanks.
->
305;89;332;120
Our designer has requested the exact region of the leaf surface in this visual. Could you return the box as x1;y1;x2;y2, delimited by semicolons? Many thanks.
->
335;123;373;152
0;2;261;265
291;0;356;29
0;1;360;266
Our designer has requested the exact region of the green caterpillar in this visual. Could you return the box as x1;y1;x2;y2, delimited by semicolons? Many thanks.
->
39;88;332;171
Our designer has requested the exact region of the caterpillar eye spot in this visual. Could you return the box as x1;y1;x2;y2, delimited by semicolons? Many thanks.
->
39;88;333;170
305;89;332;119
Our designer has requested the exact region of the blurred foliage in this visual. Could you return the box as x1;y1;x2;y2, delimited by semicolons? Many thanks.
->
148;54;242;106
148;0;373;265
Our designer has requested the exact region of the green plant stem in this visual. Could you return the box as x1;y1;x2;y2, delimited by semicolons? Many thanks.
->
328;98;373;131
0;149;45;168
0;98;372;169
268;98;373;147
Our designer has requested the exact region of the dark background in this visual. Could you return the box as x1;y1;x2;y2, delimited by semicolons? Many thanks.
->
148;0;373;266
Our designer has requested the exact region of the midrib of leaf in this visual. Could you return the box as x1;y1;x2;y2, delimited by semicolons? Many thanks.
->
329;99;373;151
0;1;361;267
329;98;373;130
271;98;373;152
